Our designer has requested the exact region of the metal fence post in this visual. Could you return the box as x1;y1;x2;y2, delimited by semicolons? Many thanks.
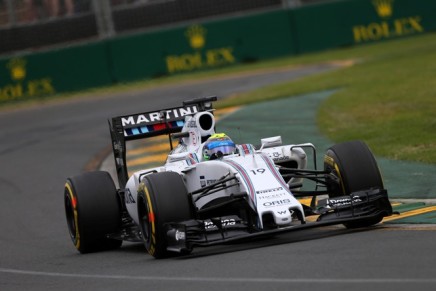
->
92;0;115;38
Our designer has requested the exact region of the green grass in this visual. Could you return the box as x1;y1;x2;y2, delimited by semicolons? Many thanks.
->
218;33;436;164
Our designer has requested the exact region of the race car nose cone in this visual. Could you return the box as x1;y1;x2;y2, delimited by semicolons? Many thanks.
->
273;209;293;226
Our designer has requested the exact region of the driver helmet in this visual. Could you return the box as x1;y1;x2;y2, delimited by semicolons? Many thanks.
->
203;133;236;160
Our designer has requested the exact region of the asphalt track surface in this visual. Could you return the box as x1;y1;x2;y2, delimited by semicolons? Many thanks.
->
1;64;436;290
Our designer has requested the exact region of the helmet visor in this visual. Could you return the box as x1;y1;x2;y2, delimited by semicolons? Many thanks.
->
204;140;236;159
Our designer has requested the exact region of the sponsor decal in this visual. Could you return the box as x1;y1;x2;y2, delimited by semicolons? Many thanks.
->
273;156;290;162
373;0;394;18
206;179;216;186
121;105;198;127
190;131;198;146
1;58;55;102
125;189;135;204
257;193;287;200
199;176;216;188
269;152;291;162
256;187;283;195
353;0;424;43
186;119;197;128
263;199;291;208
166;25;236;74
328;196;363;207
199;175;205;187
186;25;207;49
175;230;185;241
204;218;236;229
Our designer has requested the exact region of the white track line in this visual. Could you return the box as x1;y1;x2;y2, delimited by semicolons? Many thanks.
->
1;268;436;284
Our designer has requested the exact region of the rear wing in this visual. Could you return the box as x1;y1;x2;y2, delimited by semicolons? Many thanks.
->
109;96;217;187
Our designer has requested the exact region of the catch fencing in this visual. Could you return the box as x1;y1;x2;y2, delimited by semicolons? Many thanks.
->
0;0;330;55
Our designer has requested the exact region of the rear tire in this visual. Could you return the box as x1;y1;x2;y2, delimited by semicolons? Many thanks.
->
324;140;385;228
137;172;193;258
64;171;122;253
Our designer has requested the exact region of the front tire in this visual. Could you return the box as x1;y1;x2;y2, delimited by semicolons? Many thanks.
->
324;140;385;228
64;171;122;253
137;172;193;258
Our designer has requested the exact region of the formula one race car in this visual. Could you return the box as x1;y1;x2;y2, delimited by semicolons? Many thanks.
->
64;96;393;258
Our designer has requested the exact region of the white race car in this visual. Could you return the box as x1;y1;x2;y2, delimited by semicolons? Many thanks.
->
64;96;393;258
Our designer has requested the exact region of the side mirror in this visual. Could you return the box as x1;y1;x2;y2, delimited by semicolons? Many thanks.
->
167;152;192;163
260;136;282;150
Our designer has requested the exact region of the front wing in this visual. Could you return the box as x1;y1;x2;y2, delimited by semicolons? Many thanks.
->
165;188;393;253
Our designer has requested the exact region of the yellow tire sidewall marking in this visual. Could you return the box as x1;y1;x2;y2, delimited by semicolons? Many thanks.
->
324;154;347;194
334;163;347;195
